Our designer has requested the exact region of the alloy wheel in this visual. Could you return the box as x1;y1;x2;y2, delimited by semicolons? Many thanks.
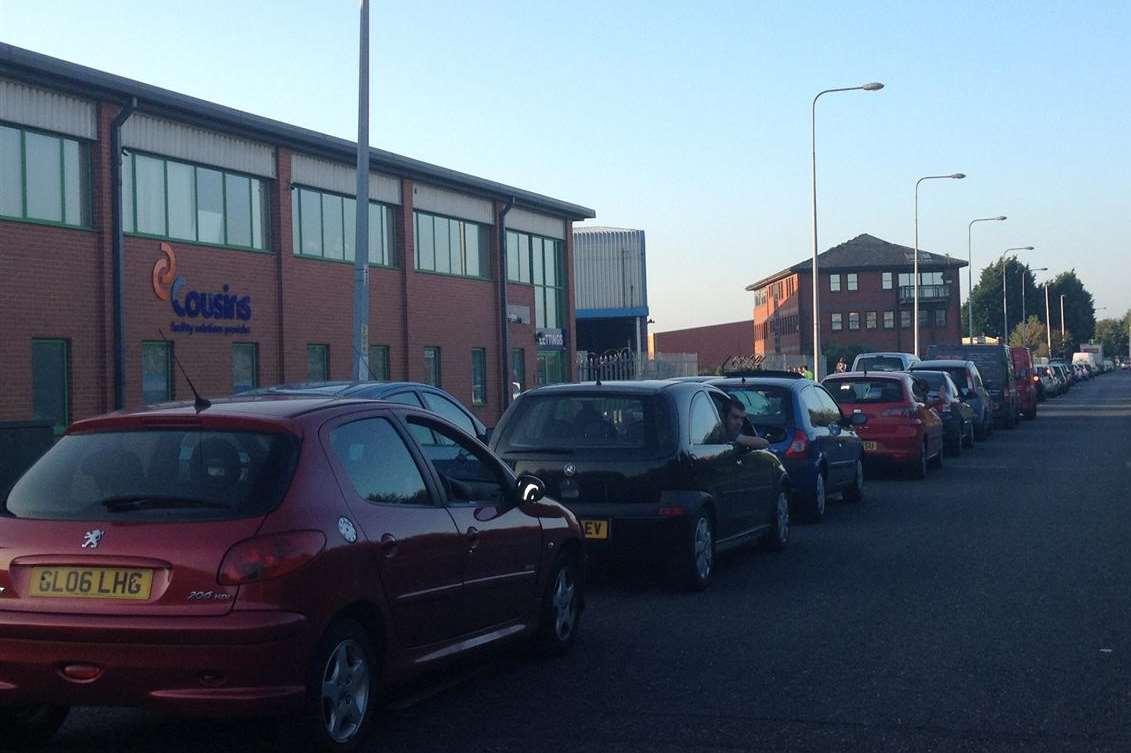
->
694;515;713;580
320;638;371;744
814;474;826;518
776;492;790;544
552;565;578;641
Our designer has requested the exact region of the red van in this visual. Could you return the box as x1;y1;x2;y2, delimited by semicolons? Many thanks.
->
1009;346;1038;420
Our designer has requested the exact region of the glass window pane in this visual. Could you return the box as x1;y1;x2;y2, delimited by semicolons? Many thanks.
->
329;418;430;506
545;287;558;329
232;343;257;393
416;212;434;270
343;197;356;261
434;216;450;273
25;131;63;222
471;349;487;406
368;345;390;381
251;179;267;249
32;340;69;432
544;240;557;285
122;152;135;232
321;193;344;260
506;231;519;280
307;344;328;381
532;237;544;284
449;221;462;275
366;203;382;265
424;347;441;387
299;189;322;255
535;288;546;328
135;154;166;235
225;173;252;247
142;342;171;404
384;206;397;266
511;348;525;391
196;168;224;243
422;392;476;435
62;140;82;225
166;162;196;240
465;224;480;278
0;126;21;217
291;189;300;254
517;233;530;282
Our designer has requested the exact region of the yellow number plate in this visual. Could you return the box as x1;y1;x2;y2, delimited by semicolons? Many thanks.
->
29;567;153;600
581;520;609;540
862;441;878;451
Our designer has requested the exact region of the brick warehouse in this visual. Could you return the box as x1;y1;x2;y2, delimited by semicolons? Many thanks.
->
746;234;967;369
0;44;594;434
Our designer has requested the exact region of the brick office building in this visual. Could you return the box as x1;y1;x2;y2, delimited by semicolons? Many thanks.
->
652;319;753;373
0;44;593;432
747;234;967;367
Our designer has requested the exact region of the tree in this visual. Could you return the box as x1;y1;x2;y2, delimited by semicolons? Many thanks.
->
1044;270;1095;354
964;257;1042;340
1009;316;1048;356
1094;317;1129;360
1050;329;1074;360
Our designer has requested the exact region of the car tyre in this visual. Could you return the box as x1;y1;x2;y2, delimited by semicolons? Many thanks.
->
804;472;827;523
931;439;944;468
1024;405;1037;420
842;460;864;503
911;441;929;479
536;552;583;655
0;705;69;750
765;490;790;552
963;422;976;449
302;618;380;753
675;509;715;591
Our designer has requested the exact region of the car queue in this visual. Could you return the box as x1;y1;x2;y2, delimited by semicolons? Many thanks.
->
0;349;1112;750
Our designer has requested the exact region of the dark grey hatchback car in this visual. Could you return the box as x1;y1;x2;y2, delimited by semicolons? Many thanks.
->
490;380;791;590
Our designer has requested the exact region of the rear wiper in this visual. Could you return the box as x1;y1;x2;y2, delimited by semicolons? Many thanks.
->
99;495;230;512
504;447;575;455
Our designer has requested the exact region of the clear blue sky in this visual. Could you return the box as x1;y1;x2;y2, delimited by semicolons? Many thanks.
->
3;0;1128;331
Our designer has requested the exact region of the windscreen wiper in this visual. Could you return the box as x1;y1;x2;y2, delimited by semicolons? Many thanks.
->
99;495;230;512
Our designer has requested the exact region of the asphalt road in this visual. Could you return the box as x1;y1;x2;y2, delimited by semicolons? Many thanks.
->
45;372;1131;753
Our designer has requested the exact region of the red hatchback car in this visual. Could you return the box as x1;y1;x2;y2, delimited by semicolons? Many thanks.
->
0;397;584;750
822;372;945;479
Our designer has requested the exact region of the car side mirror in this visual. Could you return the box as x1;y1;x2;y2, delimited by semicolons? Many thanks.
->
850;411;868;426
515;474;545;504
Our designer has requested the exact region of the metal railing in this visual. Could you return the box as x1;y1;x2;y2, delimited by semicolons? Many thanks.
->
576;350;698;382
898;284;950;301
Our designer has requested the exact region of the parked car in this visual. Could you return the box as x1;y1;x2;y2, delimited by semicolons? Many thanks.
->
904;370;976;454
490;380;792;590
1009;347;1039;420
241;380;488;442
910;360;994;440
1050;361;1074;389
851;352;921;372
0;396;583;750
704;375;866;523
823;372;945;479
1034;365;1059;398
926;344;1019;429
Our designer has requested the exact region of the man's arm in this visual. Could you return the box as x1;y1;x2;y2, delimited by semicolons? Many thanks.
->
734;433;770;450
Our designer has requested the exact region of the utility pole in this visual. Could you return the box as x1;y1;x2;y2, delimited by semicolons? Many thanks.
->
352;0;371;381
1044;283;1052;356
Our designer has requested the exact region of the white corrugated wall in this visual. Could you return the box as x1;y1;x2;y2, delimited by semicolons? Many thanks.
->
572;228;647;311
122;113;275;178
0;78;96;139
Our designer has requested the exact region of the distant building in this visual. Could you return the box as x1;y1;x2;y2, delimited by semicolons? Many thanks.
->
652;320;753;374
573;227;648;357
745;234;967;367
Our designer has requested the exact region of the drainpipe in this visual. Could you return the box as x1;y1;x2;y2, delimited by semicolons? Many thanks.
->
111;97;138;410
498;196;515;411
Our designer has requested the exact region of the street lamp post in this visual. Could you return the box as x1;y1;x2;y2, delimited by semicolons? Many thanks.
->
1060;294;1066;337
1001;246;1035;340
811;82;883;379
914;173;966;354
1023;267;1048;324
1044;282;1052;356
967;216;1007;340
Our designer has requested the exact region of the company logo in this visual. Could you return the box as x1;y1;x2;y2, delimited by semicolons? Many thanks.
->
82;529;105;549
151;244;252;322
563;463;577;478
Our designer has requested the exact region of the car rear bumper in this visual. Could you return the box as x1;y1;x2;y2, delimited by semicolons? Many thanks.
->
0;610;309;714
563;502;688;562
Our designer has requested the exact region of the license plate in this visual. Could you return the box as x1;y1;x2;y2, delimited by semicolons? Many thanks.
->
28;567;153;600
581;519;609;540
862;441;878;451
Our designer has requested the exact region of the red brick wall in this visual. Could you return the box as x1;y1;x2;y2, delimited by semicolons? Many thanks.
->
653;320;753;373
752;273;802;356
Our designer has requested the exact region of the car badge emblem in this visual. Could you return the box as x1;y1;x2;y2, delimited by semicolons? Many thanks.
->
563;463;577;478
337;517;358;544
81;529;105;549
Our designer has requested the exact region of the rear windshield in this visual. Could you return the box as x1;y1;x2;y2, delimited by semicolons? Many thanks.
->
912;371;950;393
3;430;300;521
825;379;906;404
854;356;905;372
721;386;794;426
495;394;674;455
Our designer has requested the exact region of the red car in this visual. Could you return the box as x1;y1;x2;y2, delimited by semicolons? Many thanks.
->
822;372;945;479
1009;346;1038;420
0;397;584;750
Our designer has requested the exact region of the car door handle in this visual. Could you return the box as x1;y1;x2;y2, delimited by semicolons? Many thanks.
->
380;533;398;558
465;526;481;551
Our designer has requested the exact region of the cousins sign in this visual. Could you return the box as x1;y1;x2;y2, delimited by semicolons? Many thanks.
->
152;243;253;335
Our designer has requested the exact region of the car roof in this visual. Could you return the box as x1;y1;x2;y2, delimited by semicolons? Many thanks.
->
523;380;687;395
825;371;910;381
704;377;809;391
913;359;973;368
245;380;438;396
855;352;917;359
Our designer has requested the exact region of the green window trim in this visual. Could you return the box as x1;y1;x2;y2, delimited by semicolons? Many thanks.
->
232;342;259;393
423;346;442;387
505;230;567;329
412;210;490;280
306;343;330;382
31;338;71;435
291;184;398;267
0;121;92;228
122;150;270;251
141;340;174;405
471;347;487;406
367;344;391;381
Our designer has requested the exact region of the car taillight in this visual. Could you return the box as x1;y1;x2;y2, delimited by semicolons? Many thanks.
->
785;430;808;458
881;406;917;418
218;531;326;586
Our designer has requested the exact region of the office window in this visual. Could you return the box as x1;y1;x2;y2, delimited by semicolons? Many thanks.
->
866;311;877;329
884;311;895;329
232;342;258;393
0;125;91;227
511;348;526;392
935;308;947;328
307;344;329;381
414;211;488;278
368;345;390;381
900;310;912;328
882;272;893;290
471;348;487;406
847;273;858;291
291;186;396;266
831;313;843;331
537;351;566;386
141;341;173;405
504;232;567;329
919;309;929;326
32;339;70;434
829;274;841;292
424;347;441;386
122;152;269;250
848;312;861;330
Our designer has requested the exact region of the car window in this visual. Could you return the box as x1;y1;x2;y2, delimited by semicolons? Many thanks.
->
813;387;843;424
826;378;905;404
855;355;905;371
802;387;828;427
690;392;725;445
724;386;793;426
385;390;424;408
494;393;670;453
422;391;477;437
408;416;506;505
329;418;432;506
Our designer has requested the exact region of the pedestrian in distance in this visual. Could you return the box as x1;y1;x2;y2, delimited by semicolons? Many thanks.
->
835;357;848;373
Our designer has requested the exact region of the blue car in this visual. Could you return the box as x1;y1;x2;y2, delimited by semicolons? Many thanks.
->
703;375;866;523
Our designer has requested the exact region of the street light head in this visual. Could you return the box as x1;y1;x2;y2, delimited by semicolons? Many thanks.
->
994;216;1007;221
861;82;885;91
950;173;966;179
1022;246;1034;250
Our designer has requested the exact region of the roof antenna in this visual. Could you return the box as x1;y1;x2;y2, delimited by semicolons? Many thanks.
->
159;329;211;413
